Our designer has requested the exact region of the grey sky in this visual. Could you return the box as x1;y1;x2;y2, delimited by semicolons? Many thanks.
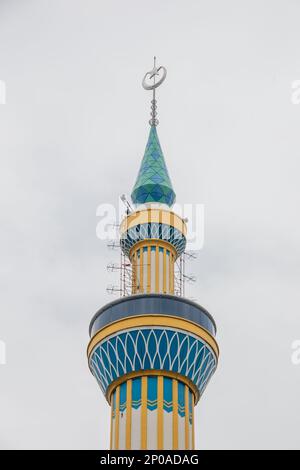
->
0;0;300;449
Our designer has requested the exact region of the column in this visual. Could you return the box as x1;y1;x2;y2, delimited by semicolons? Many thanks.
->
110;376;195;450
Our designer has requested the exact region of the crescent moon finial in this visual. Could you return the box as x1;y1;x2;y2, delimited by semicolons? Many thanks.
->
142;57;167;127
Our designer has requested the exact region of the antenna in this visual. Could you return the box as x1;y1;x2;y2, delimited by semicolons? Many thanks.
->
106;285;122;296
107;262;120;273
184;251;197;260
174;251;197;298
183;273;196;283
106;249;133;297
120;194;133;214
107;240;120;250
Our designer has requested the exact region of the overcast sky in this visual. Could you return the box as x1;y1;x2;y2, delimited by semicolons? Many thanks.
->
0;0;300;450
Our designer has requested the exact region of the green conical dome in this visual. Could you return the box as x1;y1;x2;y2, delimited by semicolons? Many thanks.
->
131;126;176;206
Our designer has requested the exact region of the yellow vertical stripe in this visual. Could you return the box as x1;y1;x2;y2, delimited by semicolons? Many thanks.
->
155;246;159;293
133;252;136;294
157;376;163;449
184;385;189;450
192;393;195;450
141;376;147;449
168;250;172;293
131;252;134;294
169;253;171;294
126;380;132;450
171;254;174;294
115;386;120;450
172;379;178;450
170;212;174;231
147;246;151;293
110;397;113;449
163;248;166;293
140;248;144;294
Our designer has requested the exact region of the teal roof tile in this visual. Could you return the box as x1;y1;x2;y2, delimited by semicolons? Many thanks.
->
131;126;176;206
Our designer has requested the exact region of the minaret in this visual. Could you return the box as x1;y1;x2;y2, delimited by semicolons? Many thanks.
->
87;59;219;450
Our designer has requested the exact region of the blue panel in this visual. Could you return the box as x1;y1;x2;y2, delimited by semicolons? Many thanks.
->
143;334;151;369
160;331;170;369
179;335;189;374
169;333;180;370
198;362;215;392
125;333;135;372
147;376;158;411
178;381;185;417
157;329;168;364
132;378;141;410
112;390;116;412
198;353;210;382
120;382;127;412
137;331;146;362
148;330;158;361
178;382;185;407
117;337;125;369
163;377;173;413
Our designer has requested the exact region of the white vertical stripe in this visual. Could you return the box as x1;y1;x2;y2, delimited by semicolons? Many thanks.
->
119;409;126;449
159;251;163;293
189;423;193;450
111;416;115;450
163;411;173;450
131;408;141;450
166;252;170;294
147;409;157;450
178;415;185;449
151;249;155;293
143;250;147;293
136;252;140;293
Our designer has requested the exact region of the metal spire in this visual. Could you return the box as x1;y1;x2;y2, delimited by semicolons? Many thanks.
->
142;56;167;126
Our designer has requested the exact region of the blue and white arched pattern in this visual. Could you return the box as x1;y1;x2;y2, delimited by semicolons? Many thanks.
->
120;223;186;257
89;327;217;397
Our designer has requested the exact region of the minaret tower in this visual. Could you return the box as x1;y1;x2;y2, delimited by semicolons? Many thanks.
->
87;59;219;450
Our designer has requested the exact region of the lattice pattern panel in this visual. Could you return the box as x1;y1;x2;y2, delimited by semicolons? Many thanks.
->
89;327;217;397
120;222;186;257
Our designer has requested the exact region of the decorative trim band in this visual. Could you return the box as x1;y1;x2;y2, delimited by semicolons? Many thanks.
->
106;369;200;405
120;222;186;258
120;209;187;236
88;314;219;358
88;323;218;399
